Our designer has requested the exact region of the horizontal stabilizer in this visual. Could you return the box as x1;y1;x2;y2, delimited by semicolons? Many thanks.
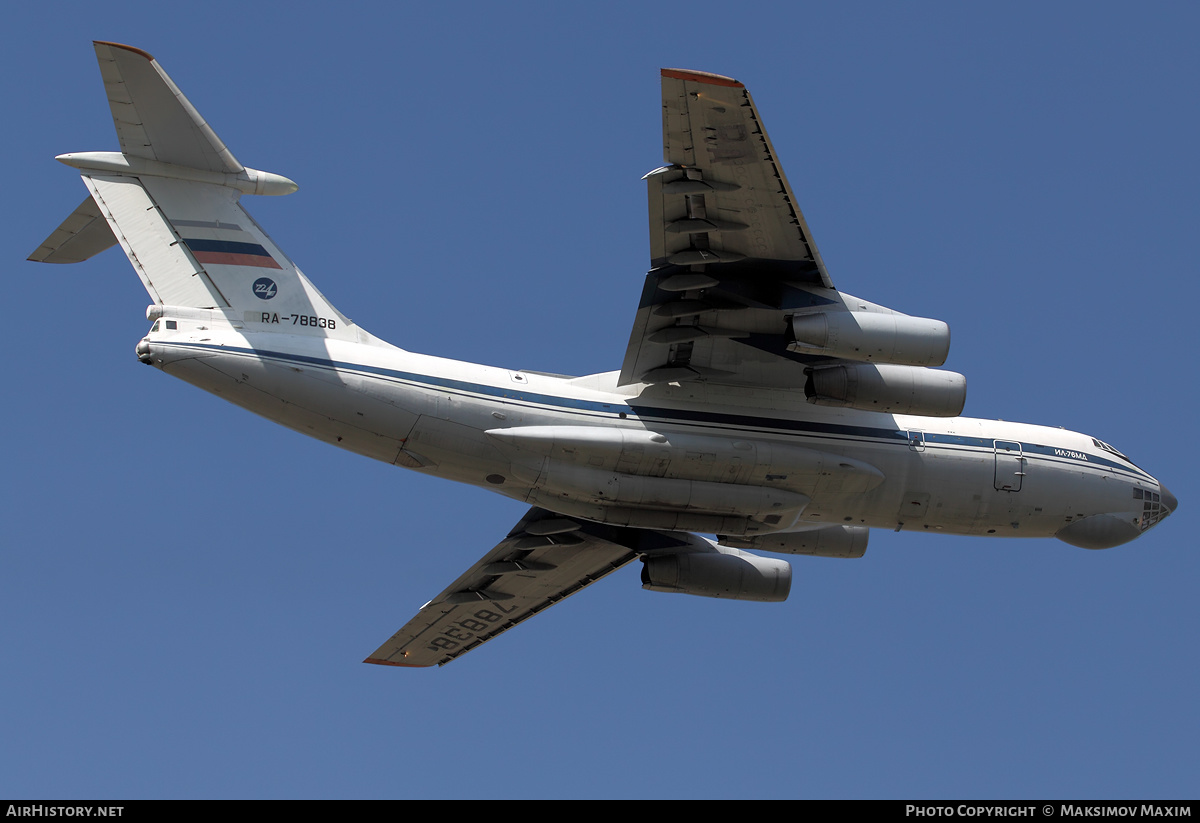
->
27;195;117;264
94;41;241;174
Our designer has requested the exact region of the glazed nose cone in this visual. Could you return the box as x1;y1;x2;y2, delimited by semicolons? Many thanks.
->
1159;484;1178;517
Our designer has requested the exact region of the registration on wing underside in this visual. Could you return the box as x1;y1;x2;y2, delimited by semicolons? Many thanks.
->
366;506;784;667
365;508;660;667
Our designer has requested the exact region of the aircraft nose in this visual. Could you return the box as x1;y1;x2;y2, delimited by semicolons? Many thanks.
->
1159;483;1178;516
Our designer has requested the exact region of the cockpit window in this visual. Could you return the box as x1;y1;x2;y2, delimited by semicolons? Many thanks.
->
1093;438;1139;467
150;320;160;332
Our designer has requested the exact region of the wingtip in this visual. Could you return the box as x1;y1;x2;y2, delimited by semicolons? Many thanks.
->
661;68;743;88
363;656;434;668
94;40;156;61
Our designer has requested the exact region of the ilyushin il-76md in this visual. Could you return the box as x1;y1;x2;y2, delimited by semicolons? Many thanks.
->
31;43;1176;667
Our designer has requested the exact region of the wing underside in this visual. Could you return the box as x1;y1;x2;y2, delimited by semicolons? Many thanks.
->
365;508;710;667
619;69;840;389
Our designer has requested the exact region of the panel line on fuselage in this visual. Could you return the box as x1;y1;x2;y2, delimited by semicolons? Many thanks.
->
155;340;1156;484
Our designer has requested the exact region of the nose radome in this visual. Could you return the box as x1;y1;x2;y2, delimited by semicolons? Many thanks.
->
1159;484;1178;515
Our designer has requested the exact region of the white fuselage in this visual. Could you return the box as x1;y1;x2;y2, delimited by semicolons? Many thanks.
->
138;312;1167;549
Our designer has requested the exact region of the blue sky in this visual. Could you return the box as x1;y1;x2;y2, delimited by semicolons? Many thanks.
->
3;1;1197;799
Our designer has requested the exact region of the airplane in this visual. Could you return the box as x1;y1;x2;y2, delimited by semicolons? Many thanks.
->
31;43;1176;667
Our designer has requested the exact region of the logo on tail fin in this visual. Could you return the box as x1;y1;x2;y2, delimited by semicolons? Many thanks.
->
253;278;278;300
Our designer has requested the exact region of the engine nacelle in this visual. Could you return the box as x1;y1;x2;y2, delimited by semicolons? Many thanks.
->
805;363;966;417
641;546;791;602
790;311;950;367
720;524;869;558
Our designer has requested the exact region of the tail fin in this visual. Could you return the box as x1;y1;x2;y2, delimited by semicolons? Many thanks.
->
30;42;358;340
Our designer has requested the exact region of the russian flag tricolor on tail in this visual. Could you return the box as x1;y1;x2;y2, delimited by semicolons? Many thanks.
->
184;238;283;269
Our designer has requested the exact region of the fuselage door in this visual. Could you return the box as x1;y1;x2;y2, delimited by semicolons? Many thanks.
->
993;440;1025;492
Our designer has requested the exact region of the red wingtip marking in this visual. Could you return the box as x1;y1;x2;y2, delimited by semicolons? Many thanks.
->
94;41;156;62
661;68;743;88
363;657;434;668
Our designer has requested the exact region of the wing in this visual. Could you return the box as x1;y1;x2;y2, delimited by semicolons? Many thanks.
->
618;70;965;415
365;508;698;667
619;69;839;389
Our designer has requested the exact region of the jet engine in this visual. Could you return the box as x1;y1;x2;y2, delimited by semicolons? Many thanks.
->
790;311;950;367
805;363;966;417
641;545;791;602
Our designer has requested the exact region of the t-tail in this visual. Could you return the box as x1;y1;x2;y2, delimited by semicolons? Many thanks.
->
29;41;360;342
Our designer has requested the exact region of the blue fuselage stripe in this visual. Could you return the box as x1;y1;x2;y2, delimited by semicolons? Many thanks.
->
162;340;1153;481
